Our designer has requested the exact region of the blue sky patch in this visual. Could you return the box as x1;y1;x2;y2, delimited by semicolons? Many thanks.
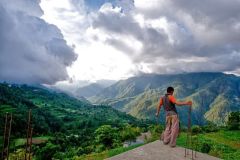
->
84;0;116;9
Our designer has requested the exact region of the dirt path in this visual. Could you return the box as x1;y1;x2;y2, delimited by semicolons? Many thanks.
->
107;140;221;160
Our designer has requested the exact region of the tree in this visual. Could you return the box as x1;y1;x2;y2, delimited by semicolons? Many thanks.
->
191;125;202;134
202;121;219;133
120;124;141;142
9;149;26;160
227;112;240;130
35;142;60;160
94;125;120;150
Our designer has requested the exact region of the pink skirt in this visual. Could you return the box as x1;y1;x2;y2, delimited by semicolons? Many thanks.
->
161;115;179;147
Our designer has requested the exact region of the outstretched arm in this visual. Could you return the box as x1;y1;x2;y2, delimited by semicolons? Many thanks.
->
175;101;192;106
170;95;192;106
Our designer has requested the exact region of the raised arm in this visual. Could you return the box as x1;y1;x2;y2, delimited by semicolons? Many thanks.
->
170;95;192;106
175;101;192;106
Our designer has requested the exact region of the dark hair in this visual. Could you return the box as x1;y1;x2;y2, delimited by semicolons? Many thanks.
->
167;86;174;93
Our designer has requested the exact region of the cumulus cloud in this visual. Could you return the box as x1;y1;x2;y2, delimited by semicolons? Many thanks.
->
40;0;137;81
0;0;77;84
89;0;240;74
36;0;240;84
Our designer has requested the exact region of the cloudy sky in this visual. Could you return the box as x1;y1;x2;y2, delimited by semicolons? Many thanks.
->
1;0;240;85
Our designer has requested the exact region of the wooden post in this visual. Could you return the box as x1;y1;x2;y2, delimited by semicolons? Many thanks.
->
29;128;33;160
6;114;12;160
185;106;195;159
1;113;8;160
1;113;12;160
25;109;33;160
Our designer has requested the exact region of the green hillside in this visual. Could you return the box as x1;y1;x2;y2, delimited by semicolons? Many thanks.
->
0;83;152;159
89;72;240;125
0;83;149;136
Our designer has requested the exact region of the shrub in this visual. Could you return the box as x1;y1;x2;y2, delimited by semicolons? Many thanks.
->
227;112;240;130
191;125;202;134
35;142;61;160
94;125;121;150
180;126;188;132
148;124;163;134
147;124;164;142
202;121;219;133
120;125;141;142
200;143;211;153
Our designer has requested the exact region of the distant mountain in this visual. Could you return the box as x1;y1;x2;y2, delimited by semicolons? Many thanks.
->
75;83;104;98
50;79;116;99
75;80;116;98
0;83;143;136
51;80;93;94
89;72;240;125
95;79;117;88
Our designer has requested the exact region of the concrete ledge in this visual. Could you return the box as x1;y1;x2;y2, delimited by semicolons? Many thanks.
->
106;140;221;160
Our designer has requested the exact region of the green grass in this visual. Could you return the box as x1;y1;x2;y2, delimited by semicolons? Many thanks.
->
205;130;240;150
14;138;26;147
13;136;51;147
75;151;108;160
0;104;15;113
176;132;188;147
176;130;240;159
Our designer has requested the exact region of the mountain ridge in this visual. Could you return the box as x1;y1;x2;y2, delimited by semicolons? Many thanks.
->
88;72;240;125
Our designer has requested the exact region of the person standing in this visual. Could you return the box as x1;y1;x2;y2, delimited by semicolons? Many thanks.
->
155;86;192;147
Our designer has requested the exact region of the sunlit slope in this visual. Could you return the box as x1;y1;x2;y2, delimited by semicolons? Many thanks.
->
90;72;240;125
